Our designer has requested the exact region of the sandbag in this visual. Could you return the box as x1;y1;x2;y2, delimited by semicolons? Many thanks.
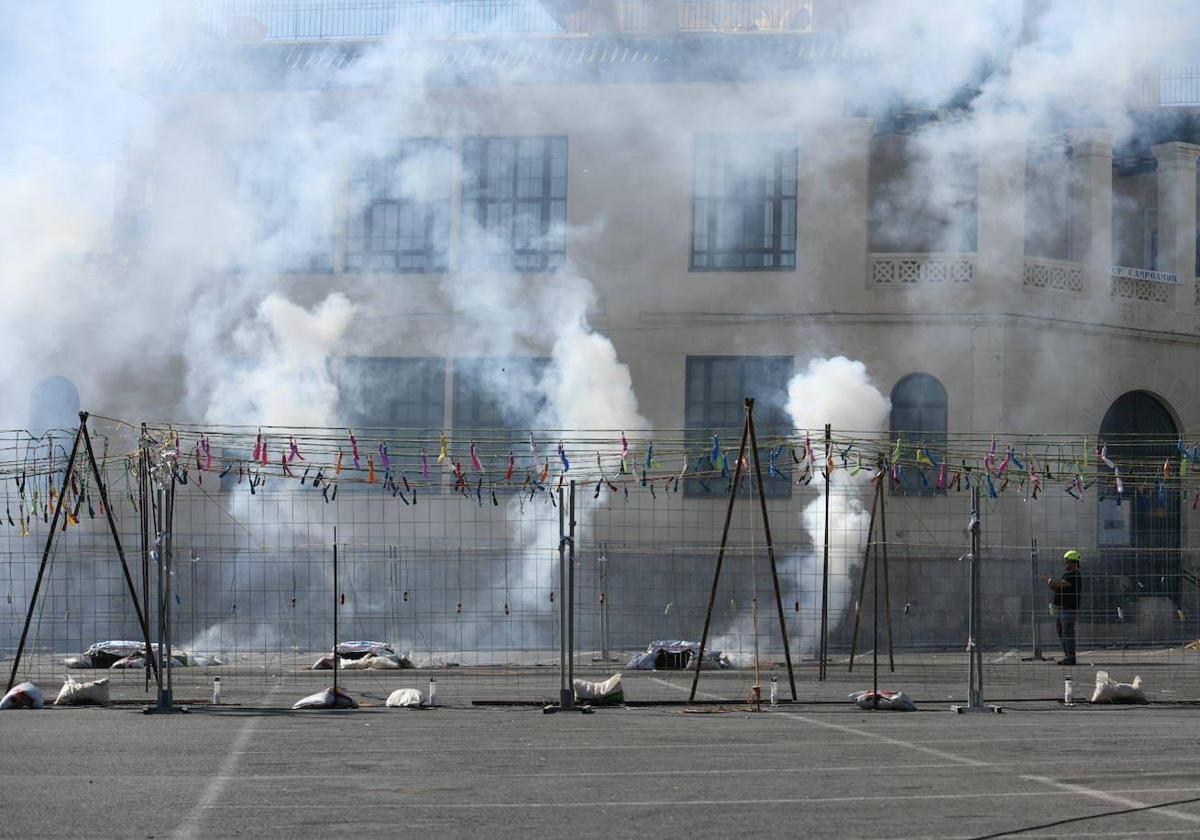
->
311;654;336;670
110;655;146;669
368;654;402;670
55;675;111;706
386;688;423;708
1091;671;1147;704
339;656;374;670
291;687;358;710
0;681;44;709
849;690;916;711
573;673;625;705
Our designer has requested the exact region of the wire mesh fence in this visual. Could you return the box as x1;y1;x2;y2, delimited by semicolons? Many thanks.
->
3;416;1199;706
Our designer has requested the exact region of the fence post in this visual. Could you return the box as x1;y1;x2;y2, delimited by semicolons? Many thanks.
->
953;486;1001;713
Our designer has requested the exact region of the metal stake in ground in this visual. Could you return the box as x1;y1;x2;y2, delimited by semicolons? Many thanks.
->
952;486;1001;714
333;525;339;694
820;423;831;680
546;481;589;713
1022;538;1046;661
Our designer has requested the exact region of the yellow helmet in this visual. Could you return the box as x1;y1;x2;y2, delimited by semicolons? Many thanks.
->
1063;549;1081;564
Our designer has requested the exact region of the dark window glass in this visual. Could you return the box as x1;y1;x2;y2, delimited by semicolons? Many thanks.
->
345;140;451;272
889;373;948;496
691;134;797;270
334;357;445;489
684;356;793;497
462;137;567;272
339;357;445;431
869;132;978;254
452;357;549;481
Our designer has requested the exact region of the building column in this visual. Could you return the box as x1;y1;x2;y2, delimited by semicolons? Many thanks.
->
1067;127;1114;292
976;117;1027;297
1151;141;1200;315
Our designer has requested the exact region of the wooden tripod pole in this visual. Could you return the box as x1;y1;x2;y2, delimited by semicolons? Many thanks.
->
689;409;751;703
745;400;797;701
847;469;882;673
6;423;83;693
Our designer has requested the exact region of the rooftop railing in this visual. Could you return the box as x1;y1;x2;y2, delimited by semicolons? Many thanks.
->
199;0;816;40
200;0;586;40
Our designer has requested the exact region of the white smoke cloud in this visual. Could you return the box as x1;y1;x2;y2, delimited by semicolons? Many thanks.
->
200;292;356;426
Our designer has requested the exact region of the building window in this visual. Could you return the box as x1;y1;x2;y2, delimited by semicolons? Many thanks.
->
453;358;549;477
889;373;948;496
234;151;334;273
462;137;567;272
869;131;978;254
684;356;793;497
453;357;549;432
335;357;445;488
339;357;445;430
345;140;451;272
691;135;797;270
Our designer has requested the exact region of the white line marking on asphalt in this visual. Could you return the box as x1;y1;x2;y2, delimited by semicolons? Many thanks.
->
171;689;280;840
650;676;989;767
651;676;1200;829
1022;774;1200;827
202;786;1200;809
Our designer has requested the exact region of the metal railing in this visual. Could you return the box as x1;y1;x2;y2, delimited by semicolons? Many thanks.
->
200;0;586;40
678;0;813;32
1138;66;1200;107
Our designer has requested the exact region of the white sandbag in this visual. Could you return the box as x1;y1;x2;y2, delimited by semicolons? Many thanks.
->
573;673;625;704
64;655;93;669
291;686;357;710
386;688;423;708
1091;671;1147;704
55;675;111;706
339;656;373;670
190;656;223;667
311;654;335;670
110;655;146;669
368;654;402;670
849;690;916;711
0;681;44;709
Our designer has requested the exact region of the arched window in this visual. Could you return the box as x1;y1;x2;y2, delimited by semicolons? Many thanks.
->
1097;390;1181;617
890;373;948;495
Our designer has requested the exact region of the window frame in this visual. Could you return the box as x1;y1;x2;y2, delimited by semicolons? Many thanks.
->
889;372;949;497
684;355;794;498
462;136;567;273
344;139;451;274
690;134;798;272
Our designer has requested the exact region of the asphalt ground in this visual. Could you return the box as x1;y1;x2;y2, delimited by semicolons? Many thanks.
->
5;671;1200;839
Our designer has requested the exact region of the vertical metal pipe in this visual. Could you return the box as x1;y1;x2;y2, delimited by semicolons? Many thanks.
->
872;528;879;710
558;486;570;709
1030;538;1042;659
820;423;831;680
155;484;167;708
163;474;175;705
878;469;895;672
333;525;339;693
568;481;576;698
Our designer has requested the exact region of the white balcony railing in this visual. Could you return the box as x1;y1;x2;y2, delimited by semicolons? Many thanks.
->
1023;257;1085;293
869;253;975;287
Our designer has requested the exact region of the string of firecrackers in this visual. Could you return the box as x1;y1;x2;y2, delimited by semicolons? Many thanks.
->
91;426;1200;519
